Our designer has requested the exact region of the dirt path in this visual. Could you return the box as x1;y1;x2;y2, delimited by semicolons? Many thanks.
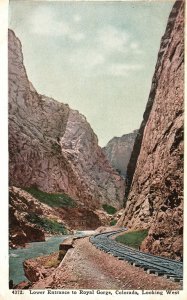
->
32;237;181;290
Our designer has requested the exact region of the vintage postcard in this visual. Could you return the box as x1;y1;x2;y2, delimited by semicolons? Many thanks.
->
0;0;185;299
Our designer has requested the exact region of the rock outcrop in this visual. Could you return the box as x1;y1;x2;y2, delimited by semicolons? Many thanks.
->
9;187;46;248
9;29;125;210
9;186;71;248
9;186;107;248
103;130;138;177
23;252;61;283
118;0;184;260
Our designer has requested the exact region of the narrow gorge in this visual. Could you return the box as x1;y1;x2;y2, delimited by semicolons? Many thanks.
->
103;130;138;177
8;0;184;291
9;29;125;247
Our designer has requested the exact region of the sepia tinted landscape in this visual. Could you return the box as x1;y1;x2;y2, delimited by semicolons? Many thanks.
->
9;0;183;290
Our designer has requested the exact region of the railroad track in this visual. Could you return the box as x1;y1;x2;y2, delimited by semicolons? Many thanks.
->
90;229;183;283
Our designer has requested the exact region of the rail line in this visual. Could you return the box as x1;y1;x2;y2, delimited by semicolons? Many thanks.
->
90;229;183;283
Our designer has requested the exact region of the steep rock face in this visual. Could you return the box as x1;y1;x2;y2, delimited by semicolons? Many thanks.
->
59;109;125;209
118;0;184;260
103;130;138;177
9;29;124;210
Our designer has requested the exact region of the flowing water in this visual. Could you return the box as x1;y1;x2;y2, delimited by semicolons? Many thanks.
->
9;232;87;285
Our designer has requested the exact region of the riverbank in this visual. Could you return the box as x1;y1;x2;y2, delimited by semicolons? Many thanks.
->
29;236;181;290
9;233;88;286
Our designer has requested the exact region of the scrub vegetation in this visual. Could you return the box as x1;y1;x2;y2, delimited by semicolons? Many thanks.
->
24;186;76;208
102;204;117;215
116;229;149;249
27;213;67;234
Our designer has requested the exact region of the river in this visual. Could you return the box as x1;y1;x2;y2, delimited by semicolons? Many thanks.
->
9;231;88;285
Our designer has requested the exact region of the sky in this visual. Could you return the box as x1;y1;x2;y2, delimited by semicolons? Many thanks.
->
9;0;174;146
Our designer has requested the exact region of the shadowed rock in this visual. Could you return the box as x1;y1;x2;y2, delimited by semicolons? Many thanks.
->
103;130;138;178
118;0;184;260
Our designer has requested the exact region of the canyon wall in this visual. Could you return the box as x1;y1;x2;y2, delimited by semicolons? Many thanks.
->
9;29;125;210
9;187;46;248
118;0;184;260
9;186;106;248
103;130;138;177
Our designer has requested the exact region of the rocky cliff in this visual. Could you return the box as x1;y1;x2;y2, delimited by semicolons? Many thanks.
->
103;130;138;177
9;186;106;248
118;0;184;260
9;187;45;248
9;29;125;211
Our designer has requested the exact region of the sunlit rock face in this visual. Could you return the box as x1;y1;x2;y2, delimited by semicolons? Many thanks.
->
103;130;138;177
118;0;184;260
9;29;125;210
